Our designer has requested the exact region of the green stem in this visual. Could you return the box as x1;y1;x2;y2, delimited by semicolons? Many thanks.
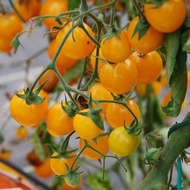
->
8;0;26;22
133;113;190;190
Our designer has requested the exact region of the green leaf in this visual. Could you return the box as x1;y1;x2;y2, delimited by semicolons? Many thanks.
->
0;133;4;144
30;132;46;161
12;37;23;54
162;40;187;117
68;0;81;10
132;19;150;40
184;9;190;28
183;37;190;52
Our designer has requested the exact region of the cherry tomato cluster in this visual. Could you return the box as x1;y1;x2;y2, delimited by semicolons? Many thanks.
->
2;0;189;189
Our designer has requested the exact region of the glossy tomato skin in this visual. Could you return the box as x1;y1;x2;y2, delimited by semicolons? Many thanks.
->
99;60;138;95
127;16;164;54
38;69;59;93
108;126;139;157
106;100;141;128
80;134;109;160
129;51;163;84
0;38;12;52
40;0;68;29
101;30;131;63
50;152;76;175
47;39;77;72
56;22;95;60
46;102;74;137
10;90;49;127
14;0;42;21
0;13;24;39
144;0;187;33
89;82;113;113
73;108;103;140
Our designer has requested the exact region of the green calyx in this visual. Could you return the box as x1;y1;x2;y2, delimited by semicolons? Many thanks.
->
61;101;77;118
101;22;123;44
16;82;47;105
141;0;167;8
63;166;83;188
77;94;104;131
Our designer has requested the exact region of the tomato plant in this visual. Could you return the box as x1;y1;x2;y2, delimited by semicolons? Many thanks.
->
2;0;190;189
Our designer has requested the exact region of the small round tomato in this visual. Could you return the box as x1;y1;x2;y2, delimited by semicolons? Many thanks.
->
15;126;28;139
73;108;103;140
106;99;141;128
13;0;42;21
0;150;11;160
38;69;59;93
61;179;82;190
50;152;76;176
101;30;131;63
0;13;24;39
144;0;187;33
34;158;54;178
0;37;12;52
99;60;138;94
46;102;74;137
10;89;49;127
56;22;95;60
127;16;164;54
40;0;68;29
108;126;139;157
129;51;163;84
47;39;77;72
89;47;105;74
80;134;109;160
89;82;113;113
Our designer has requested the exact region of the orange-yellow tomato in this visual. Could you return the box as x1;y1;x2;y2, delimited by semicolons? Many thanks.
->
99;60;138;94
10;89;49;127
34;158;54;178
47;39;77;72
40;0;68;29
106;99;141;128
80;134;109;160
144;0;187;33
15;126;28;139
50;152;76;176
89;82;113;113
14;0;42;21
101;30;131;63
129;51;163;84
0;38;12;52
73;109;103;140
127;16;164;54
0;13;24;39
56;22;95;60
46;102;74;137
0;151;11;160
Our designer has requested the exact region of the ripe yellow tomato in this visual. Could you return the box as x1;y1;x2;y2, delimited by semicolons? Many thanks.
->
129;51;163;84
127;16;164;54
101;30;131;63
89;82;113;113
144;0;187;33
40;0;68;29
108;126;139;157
56;22;95;60
0;38;12;52
15;126;28;139
50;152;76;175
46;102;74;137
73;108;103;140
10;89;49;127
106;99;141;128
99;60;138;94
80;134;109;160
0;13;24;39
